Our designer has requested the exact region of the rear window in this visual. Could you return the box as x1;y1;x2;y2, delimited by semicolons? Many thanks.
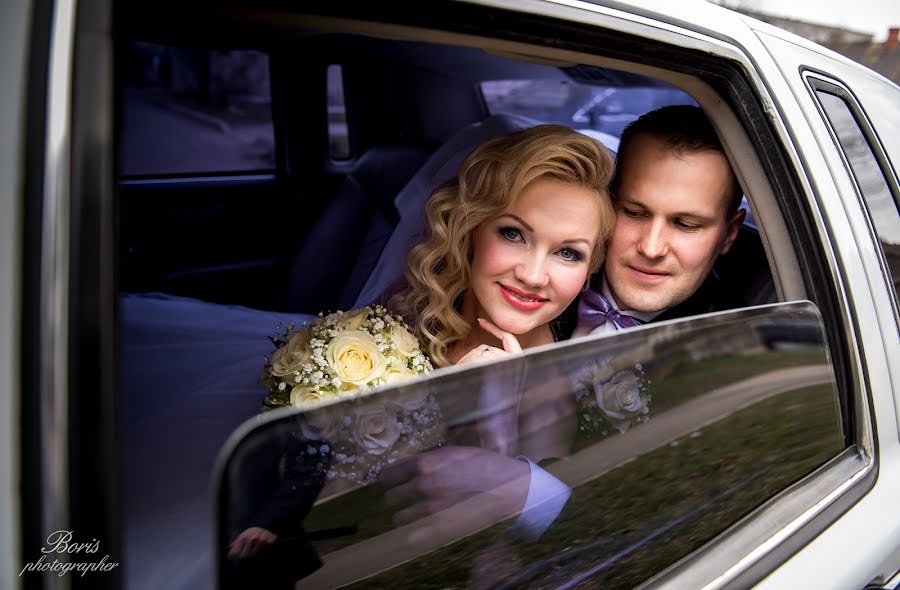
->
119;41;275;177
480;77;695;140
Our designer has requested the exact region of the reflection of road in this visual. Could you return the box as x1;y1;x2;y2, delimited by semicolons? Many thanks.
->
556;364;834;488
120;89;273;176
299;364;834;589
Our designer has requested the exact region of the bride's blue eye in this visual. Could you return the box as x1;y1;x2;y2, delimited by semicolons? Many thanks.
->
558;247;585;262
499;226;522;241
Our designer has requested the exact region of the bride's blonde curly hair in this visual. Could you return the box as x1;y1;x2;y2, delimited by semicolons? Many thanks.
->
394;124;615;367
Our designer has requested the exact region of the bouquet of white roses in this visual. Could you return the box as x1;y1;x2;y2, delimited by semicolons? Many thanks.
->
259;306;443;488
260;305;434;410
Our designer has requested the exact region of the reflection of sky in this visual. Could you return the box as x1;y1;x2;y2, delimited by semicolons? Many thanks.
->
819;92;900;245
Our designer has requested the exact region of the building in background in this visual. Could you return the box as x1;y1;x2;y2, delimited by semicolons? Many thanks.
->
708;1;899;84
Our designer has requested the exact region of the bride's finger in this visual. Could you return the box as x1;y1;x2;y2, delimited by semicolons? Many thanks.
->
456;343;504;366
477;318;523;353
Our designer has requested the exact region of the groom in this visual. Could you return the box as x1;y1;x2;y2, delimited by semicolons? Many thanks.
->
382;105;748;537
573;103;745;338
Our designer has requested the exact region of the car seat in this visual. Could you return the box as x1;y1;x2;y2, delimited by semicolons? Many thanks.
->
284;146;429;313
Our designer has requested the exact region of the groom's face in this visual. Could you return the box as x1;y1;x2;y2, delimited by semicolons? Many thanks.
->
605;133;744;314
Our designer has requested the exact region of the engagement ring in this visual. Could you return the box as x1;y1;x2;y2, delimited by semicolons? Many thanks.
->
481;346;492;356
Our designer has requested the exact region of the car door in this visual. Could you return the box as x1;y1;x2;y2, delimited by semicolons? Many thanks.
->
742;27;900;589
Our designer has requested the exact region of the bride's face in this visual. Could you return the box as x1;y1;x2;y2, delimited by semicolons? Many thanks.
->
468;177;602;337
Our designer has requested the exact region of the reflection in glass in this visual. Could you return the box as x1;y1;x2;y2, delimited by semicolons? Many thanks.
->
120;41;275;177
816;90;900;297
216;302;844;589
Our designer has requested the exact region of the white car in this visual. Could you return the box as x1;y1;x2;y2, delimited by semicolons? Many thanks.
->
1;0;898;589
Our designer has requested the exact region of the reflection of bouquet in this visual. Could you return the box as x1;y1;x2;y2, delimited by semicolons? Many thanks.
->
574;363;651;435
259;305;434;410
298;388;445;486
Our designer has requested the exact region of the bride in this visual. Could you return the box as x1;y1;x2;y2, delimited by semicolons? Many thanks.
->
394;123;615;367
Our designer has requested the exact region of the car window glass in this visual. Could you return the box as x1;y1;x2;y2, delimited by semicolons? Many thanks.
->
119;42;275;177
815;89;900;299
216;302;845;589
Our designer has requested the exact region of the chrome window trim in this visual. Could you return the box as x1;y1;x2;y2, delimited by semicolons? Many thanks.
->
802;72;900;335
40;0;77;576
643;446;872;590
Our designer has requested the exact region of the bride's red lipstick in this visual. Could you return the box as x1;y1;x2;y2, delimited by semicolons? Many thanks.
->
498;283;548;311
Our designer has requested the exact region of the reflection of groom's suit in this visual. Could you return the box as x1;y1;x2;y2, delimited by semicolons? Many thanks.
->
650;272;741;323
226;431;328;590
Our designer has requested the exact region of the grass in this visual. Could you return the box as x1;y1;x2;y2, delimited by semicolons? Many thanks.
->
643;349;829;413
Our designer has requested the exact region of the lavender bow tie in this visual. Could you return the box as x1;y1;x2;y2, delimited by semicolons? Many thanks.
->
577;289;642;330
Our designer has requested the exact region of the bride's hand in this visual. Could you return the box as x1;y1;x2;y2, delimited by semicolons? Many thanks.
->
455;318;523;365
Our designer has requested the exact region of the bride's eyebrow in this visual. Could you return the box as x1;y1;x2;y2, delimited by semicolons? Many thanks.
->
496;213;533;232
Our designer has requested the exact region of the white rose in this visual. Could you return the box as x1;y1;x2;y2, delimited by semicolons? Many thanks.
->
594;370;649;433
382;364;416;384
290;384;333;408
390;325;420;358
299;405;344;441
351;403;401;455
386;387;431;412
336;308;369;331
326;330;388;386
270;327;313;377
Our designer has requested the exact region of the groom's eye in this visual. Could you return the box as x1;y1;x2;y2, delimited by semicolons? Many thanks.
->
499;226;523;242
622;207;644;218
674;218;701;231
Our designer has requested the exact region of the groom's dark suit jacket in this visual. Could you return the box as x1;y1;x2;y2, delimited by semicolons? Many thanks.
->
652;270;742;323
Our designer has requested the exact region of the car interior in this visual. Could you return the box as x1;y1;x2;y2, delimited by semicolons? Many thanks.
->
114;4;824;588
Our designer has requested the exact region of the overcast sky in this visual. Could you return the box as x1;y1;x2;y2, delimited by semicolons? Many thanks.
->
737;0;899;41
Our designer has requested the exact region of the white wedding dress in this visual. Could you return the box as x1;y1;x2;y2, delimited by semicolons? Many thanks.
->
120;292;315;590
